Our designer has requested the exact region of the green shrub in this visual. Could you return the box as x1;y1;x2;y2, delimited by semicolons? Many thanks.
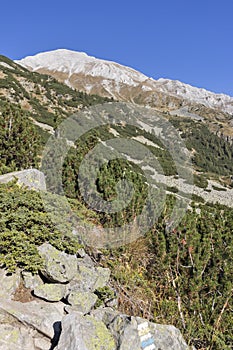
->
0;181;85;272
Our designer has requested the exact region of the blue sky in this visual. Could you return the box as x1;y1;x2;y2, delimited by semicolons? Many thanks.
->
1;0;233;96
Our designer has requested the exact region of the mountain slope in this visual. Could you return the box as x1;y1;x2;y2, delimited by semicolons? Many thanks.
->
1;52;233;350
0;54;111;129
16;49;233;116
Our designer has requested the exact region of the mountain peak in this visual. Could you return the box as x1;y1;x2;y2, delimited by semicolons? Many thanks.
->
15;49;148;87
15;49;233;115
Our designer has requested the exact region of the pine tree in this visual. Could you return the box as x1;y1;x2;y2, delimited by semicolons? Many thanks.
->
0;103;41;174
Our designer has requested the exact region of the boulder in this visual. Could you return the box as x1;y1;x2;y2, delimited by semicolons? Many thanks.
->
93;266;111;289
109;314;192;350
37;243;77;283
66;265;98;293
66;264;111;294
0;169;46;191
67;291;98;314
34;283;66;302
56;313;116;350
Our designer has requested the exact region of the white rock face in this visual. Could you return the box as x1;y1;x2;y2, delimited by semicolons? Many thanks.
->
15;49;233;115
153;78;233;115
15;49;148;86
0;169;46;191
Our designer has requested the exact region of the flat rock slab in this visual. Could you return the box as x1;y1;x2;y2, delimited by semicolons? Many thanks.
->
34;283;66;302
0;169;46;191
0;299;64;339
0;323;52;350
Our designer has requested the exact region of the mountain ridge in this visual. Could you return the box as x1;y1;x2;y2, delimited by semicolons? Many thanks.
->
15;49;233;116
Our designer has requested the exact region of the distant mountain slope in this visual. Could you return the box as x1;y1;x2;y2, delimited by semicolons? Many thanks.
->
2;52;233;190
0;54;111;129
16;49;233;116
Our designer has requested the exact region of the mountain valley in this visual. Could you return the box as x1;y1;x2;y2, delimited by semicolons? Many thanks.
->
0;49;232;350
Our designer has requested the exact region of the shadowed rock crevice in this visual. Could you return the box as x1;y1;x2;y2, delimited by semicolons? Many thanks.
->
50;321;62;350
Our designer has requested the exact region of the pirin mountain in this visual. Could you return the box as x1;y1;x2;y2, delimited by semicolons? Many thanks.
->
0;50;232;350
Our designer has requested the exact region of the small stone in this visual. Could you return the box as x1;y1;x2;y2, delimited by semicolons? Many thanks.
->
67;291;98;314
93;267;111;289
0;269;20;300
22;272;43;290
76;248;86;258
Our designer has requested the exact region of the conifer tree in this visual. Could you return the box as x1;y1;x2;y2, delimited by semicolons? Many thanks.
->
0;103;41;174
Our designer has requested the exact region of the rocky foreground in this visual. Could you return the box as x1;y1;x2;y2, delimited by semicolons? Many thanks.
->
0;243;195;350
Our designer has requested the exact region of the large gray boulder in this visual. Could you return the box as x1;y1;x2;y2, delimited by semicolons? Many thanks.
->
38;243;77;283
55;311;193;350
66;264;111;294
108;314;191;350
56;313;116;350
0;169;46;191
37;243;111;289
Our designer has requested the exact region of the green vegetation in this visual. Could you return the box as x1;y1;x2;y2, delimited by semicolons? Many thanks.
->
48;127;149;227
0;180;98;272
99;198;233;350
0;102;41;174
170;117;233;176
94;286;115;307
0;55;112;127
0;56;233;349
0;175;232;348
